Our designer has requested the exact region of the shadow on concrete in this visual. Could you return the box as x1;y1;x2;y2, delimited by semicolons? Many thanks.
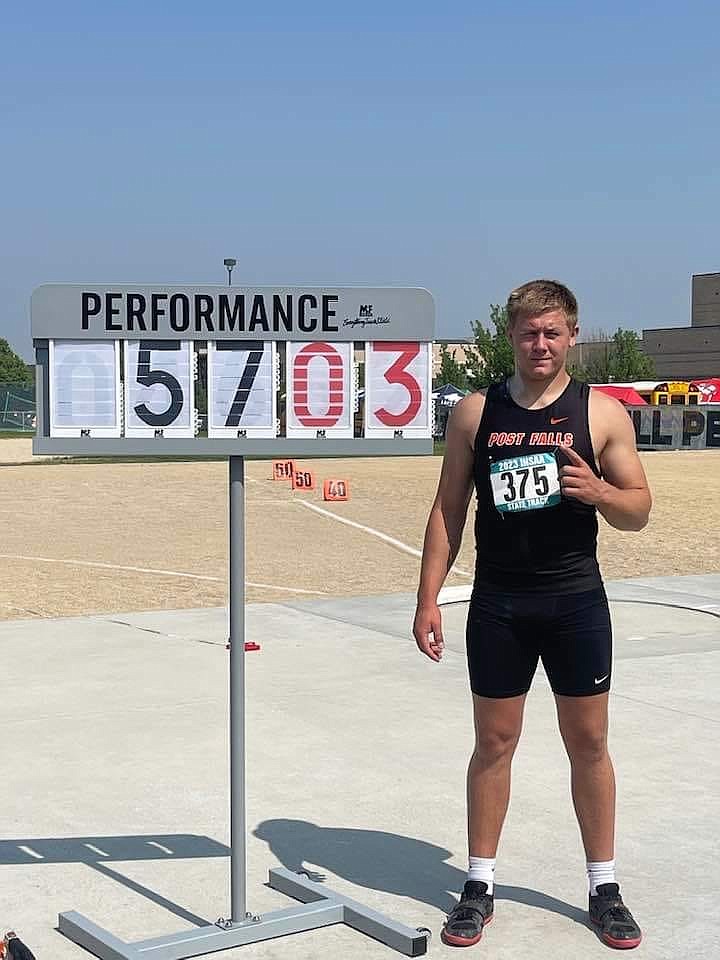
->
1;828;590;929
0;834;230;927
253;819;587;925
0;835;229;865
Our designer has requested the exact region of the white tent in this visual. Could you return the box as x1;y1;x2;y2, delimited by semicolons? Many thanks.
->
432;383;468;405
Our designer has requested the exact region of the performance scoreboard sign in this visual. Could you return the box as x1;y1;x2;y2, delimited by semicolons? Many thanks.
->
32;285;436;456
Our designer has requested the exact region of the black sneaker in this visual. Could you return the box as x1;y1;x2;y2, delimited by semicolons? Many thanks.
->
589;883;642;949
441;880;494;947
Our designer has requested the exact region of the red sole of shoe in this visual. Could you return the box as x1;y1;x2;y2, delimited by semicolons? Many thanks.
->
441;913;493;947
590;916;642;949
602;934;642;949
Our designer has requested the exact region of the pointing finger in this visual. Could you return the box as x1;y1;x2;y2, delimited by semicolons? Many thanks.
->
559;444;585;465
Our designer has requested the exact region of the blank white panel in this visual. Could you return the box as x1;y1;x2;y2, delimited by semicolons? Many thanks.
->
364;341;432;438
124;341;194;437
286;341;354;439
208;341;277;438
49;340;121;437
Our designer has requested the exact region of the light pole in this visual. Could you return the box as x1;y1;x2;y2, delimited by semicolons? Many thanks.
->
223;258;237;287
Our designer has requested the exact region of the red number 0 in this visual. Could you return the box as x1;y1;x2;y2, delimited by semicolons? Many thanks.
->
293;342;344;427
372;342;422;427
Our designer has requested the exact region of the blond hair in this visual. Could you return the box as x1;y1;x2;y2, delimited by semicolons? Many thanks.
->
507;280;578;332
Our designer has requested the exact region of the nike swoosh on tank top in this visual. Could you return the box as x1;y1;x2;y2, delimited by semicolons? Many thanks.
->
473;377;603;595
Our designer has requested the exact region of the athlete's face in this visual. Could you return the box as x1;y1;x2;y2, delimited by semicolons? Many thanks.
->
508;309;578;381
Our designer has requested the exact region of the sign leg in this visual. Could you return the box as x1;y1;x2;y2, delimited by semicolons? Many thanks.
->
229;455;246;921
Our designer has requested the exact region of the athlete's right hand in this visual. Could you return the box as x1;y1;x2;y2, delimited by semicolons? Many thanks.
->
413;602;444;662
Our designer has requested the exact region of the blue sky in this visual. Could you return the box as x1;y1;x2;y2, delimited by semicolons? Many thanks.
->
2;1;719;359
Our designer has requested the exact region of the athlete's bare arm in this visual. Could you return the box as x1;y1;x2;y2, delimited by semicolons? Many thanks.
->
560;391;651;531
413;393;483;662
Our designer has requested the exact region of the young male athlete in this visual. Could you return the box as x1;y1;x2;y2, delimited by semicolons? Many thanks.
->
413;280;651;949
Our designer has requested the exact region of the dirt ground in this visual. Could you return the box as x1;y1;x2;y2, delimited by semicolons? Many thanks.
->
0;439;718;620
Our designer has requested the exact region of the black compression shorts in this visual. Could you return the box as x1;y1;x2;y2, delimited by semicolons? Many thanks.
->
465;586;612;698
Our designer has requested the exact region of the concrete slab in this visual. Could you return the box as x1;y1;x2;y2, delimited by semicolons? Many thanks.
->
1;576;719;959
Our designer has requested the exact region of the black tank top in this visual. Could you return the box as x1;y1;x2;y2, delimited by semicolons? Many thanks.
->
473;377;602;595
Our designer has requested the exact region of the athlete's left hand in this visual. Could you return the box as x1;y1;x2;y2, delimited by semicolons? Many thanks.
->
559;444;606;505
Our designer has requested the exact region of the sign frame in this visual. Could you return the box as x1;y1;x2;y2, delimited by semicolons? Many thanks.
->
32;284;435;457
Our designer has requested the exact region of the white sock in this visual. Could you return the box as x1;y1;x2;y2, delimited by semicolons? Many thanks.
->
587;859;616;895
468;856;495;894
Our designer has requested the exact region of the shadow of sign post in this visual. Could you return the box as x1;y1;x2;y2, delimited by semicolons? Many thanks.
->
1;835;230;929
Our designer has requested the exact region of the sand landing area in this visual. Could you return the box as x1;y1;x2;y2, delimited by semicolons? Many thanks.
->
0;439;718;619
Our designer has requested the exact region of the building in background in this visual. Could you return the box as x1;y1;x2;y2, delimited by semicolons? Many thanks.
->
691;272;720;326
567;339;612;371
641;273;720;380
432;339;474;378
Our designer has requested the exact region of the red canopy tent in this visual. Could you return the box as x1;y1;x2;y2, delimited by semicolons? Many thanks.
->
691;379;720;403
591;385;647;405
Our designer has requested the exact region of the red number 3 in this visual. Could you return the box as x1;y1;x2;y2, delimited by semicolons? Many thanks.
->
372;342;422;427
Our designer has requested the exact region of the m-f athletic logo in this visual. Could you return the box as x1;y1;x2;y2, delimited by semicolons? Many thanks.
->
343;303;391;329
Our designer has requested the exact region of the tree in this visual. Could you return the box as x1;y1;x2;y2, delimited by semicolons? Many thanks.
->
464;304;515;389
577;329;655;383
434;345;469;391
0;339;34;384
606;328;655;381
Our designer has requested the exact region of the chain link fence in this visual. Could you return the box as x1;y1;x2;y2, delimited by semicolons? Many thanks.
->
0;383;36;431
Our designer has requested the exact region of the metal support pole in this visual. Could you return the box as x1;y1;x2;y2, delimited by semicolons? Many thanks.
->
57;452;429;956
229;455;246;921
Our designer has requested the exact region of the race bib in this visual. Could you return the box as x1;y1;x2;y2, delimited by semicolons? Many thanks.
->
489;452;561;514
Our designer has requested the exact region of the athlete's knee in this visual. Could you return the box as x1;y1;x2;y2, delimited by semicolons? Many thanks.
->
472;725;521;767
561;725;609;764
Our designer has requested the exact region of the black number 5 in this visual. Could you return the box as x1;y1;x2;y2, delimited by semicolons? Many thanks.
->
134;340;184;426
533;465;549;496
